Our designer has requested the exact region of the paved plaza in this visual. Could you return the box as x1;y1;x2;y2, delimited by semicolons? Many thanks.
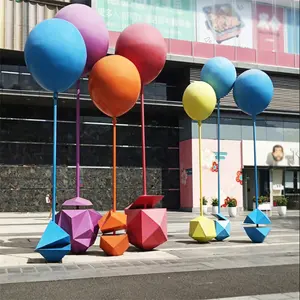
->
0;210;299;299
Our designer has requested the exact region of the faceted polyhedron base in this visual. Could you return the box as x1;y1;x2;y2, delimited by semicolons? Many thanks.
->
35;221;71;262
244;226;271;243
100;234;129;256
189;216;216;243
125;208;167;250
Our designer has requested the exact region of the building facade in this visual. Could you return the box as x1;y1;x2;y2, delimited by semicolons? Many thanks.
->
0;0;299;212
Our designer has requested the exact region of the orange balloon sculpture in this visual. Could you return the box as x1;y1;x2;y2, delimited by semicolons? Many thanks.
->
89;55;141;117
89;55;141;256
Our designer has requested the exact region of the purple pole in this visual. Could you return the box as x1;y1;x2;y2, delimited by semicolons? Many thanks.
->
76;80;80;198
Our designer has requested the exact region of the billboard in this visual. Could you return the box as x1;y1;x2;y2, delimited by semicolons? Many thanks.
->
242;141;300;167
94;0;196;42
196;0;253;48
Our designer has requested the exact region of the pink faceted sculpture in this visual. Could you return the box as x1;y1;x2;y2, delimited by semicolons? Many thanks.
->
125;196;167;251
56;197;102;254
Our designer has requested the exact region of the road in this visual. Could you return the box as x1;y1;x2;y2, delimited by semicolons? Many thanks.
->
0;264;299;300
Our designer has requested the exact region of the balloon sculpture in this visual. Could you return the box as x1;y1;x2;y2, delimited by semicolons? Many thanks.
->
24;18;87;261
233;69;274;243
89;55;141;256
183;81;217;242
200;57;236;241
116;23;168;250
54;4;108;254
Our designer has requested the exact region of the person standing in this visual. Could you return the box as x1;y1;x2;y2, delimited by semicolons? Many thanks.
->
45;193;53;219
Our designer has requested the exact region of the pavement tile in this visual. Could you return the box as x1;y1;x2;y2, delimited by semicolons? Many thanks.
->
77;264;95;271
0;268;7;274
64;264;80;271
35;266;51;273
21;267;37;274
254;294;292;299
49;265;65;272
7;268;21;274
284;292;300;299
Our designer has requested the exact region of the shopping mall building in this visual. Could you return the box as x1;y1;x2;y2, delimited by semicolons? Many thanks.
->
0;0;299;212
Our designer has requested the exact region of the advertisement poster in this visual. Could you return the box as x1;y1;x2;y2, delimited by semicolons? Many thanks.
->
196;0;253;48
284;7;300;54
255;3;284;52
242;141;300;167
93;0;196;41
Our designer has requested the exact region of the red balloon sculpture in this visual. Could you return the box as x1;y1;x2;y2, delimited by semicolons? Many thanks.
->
116;23;168;250
89;55;141;256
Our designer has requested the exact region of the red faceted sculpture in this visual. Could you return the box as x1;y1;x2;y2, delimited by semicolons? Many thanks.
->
125;196;167;250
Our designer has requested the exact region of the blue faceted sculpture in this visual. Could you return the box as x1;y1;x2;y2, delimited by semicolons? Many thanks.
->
243;209;271;243
36;221;71;262
213;213;231;241
244;209;271;225
244;227;271;243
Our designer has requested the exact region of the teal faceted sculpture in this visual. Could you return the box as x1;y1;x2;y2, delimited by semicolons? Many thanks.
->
36;221;71;262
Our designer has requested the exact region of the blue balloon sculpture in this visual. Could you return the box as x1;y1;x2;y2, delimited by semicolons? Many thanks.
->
24;18;87;262
25;18;87;92
233;69;274;116
201;57;237;99
233;69;273;243
201;57;236;241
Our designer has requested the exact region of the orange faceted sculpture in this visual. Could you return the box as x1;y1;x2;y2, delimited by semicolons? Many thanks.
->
125;195;167;251
98;210;129;256
100;234;129;257
98;210;127;233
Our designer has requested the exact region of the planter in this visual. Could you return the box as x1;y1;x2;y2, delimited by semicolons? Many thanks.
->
278;206;287;216
253;203;271;211
203;205;208;215
228;206;237;217
212;206;218;215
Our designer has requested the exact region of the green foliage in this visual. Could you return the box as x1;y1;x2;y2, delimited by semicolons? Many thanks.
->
202;196;208;205
227;198;237;207
253;196;269;204
211;198;218;206
274;196;288;206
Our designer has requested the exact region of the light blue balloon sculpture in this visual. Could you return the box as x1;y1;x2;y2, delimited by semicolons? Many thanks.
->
24;18;87;262
201;57;236;241
233;69;274;243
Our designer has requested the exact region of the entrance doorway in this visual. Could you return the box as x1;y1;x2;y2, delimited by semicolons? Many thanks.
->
243;167;270;210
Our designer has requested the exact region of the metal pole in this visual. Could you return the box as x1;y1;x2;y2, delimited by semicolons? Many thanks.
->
198;121;203;217
52;92;58;222
141;86;147;195
253;117;259;209
76;80;80;198
217;99;221;213
112;117;117;212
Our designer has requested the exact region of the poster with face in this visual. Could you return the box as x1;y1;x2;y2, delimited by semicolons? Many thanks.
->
196;0;253;48
255;3;284;52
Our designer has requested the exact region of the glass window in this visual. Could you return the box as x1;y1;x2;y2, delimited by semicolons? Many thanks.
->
201;117;217;139
266;120;284;141
220;117;242;140
285;170;294;188
284;121;300;142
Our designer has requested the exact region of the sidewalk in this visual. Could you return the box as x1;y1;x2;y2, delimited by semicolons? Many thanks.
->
0;211;299;284
211;292;299;300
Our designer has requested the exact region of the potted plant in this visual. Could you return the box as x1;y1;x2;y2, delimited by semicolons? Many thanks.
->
275;196;288;216
202;197;208;215
227;197;237;217
211;198;218;215
253;196;271;211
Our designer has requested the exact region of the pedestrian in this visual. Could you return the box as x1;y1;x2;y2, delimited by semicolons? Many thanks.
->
45;193;52;219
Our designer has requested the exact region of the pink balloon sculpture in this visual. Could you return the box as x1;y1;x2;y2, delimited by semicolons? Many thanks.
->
55;3;109;74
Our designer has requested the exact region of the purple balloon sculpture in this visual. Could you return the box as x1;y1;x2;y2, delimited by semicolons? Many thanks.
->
55;4;109;211
55;4;109;73
56;198;102;254
54;4;108;254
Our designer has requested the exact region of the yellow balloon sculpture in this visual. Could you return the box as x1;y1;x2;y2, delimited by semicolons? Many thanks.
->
183;81;217;121
182;81;217;243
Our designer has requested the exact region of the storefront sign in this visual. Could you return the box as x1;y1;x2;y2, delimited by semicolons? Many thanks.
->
92;0;196;41
242;141;300;167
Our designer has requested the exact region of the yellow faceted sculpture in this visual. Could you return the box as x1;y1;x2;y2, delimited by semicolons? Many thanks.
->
189;216;216;243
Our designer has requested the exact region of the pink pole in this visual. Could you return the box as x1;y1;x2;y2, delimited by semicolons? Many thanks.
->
76;80;80;198
141;86;147;195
